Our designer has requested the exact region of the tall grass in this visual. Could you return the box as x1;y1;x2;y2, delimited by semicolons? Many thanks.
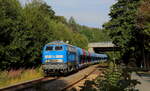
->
0;67;44;88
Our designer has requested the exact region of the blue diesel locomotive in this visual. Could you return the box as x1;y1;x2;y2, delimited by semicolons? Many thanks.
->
42;41;108;75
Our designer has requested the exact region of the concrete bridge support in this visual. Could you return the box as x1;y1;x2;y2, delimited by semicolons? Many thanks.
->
88;42;119;53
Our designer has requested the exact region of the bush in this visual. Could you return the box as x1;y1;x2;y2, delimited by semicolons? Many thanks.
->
97;62;140;91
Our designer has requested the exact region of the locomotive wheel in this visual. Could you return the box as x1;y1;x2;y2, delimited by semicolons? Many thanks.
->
63;68;70;76
68;67;71;72
75;65;79;71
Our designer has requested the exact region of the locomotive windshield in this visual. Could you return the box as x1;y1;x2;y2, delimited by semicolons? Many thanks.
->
55;46;63;50
46;46;53;51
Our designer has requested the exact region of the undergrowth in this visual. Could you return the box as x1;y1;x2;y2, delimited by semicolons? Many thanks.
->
0;67;43;88
96;62;141;91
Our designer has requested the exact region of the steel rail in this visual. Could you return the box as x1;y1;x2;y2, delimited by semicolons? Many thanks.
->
61;68;97;91
0;77;58;91
0;65;99;91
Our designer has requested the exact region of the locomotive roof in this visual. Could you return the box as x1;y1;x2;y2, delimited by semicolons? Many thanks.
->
46;41;74;47
45;41;108;57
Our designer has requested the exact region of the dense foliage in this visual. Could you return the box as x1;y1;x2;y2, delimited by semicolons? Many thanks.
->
67;17;111;42
0;0;109;70
103;0;150;68
97;62;140;91
79;26;111;42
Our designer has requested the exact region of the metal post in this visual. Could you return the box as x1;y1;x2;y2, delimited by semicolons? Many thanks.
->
143;37;146;70
113;45;116;67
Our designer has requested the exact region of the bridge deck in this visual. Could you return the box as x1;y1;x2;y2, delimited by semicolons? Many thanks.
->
88;42;119;52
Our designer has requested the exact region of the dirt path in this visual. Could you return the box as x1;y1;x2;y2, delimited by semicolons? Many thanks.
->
131;72;150;91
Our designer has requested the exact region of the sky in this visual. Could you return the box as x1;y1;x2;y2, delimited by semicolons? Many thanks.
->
44;0;116;28
20;0;116;28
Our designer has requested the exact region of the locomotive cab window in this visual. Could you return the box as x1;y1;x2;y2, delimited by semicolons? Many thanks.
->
46;46;53;51
55;46;63;50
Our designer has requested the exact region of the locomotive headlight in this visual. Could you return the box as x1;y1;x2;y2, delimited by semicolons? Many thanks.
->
56;55;63;58
45;60;49;63
45;55;52;58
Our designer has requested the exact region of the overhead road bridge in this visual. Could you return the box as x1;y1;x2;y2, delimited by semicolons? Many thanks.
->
88;42;120;53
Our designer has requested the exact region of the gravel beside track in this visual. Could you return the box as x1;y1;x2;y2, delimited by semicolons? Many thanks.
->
68;69;101;91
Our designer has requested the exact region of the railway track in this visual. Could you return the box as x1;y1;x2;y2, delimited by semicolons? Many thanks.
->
61;68;97;91
0;65;100;91
0;77;59;91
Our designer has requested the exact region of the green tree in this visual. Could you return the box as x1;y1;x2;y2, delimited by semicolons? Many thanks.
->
80;26;111;42
72;33;88;49
103;0;141;65
68;16;80;32
137;0;150;68
0;0;23;69
0;0;108;70
21;0;56;67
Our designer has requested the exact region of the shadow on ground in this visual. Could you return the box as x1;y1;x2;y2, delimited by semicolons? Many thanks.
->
69;66;142;91
136;72;150;83
22;79;68;91
70;80;97;91
137;72;150;78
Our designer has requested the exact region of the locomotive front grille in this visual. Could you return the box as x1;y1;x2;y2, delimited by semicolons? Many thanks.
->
42;63;68;70
51;60;58;62
45;59;63;63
